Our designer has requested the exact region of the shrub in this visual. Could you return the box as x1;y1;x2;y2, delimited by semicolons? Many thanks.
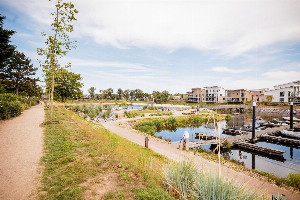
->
286;173;300;189
166;117;176;128
163;159;260;199
0;101;22;119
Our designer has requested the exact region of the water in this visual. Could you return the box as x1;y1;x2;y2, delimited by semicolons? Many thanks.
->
220;142;300;178
155;112;299;177
155;121;230;142
103;105;144;110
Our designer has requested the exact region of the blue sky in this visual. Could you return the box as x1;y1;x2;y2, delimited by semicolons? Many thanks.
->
1;0;300;94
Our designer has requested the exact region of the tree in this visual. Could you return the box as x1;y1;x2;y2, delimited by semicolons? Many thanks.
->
54;68;83;102
152;90;161;103
107;88;113;99
161;90;170;102
88;87;96;100
37;0;78;122
1;51;38;95
0;15;16;70
100;89;108;100
134;89;144;99
117;88;123;100
123;89;130;100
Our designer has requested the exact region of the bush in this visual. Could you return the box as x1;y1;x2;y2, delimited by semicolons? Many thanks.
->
286;173;300;189
0;101;22;119
163;159;260;199
0;93;37;120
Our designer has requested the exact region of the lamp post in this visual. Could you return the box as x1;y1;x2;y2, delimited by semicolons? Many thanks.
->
290;102;293;130
252;102;256;141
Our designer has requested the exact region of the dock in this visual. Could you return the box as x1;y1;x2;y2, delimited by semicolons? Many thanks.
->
189;123;300;157
260;135;300;146
234;141;285;156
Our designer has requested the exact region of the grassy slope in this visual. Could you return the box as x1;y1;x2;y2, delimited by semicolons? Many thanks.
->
40;106;175;199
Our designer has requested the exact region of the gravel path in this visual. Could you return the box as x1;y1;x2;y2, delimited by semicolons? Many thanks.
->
102;120;300;200
0;104;44;200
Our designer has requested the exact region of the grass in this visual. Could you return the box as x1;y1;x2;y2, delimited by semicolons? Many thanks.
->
39;106;174;199
133;114;225;136
163;159;264;200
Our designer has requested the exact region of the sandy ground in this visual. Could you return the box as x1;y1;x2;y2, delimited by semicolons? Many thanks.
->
101;120;300;200
0;104;44;200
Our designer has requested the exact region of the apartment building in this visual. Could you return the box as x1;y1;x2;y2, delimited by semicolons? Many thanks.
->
225;89;252;103
264;80;300;103
249;89;268;102
187;88;206;103
204;86;226;103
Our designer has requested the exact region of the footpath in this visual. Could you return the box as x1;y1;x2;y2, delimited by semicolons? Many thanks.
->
102;120;300;200
0;104;44;200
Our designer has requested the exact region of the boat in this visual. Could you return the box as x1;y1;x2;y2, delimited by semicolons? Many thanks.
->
280;130;300;139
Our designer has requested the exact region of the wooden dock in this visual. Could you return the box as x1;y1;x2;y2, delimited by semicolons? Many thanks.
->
234;141;285;156
260;135;300;146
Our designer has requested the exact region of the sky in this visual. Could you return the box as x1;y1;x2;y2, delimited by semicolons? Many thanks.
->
1;0;300;94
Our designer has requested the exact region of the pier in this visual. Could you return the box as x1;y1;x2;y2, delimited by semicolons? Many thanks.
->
234;141;285;156
189;123;300;157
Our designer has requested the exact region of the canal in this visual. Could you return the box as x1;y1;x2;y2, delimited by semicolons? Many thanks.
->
155;112;300;178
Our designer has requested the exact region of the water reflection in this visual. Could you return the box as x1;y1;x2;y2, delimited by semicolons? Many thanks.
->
219;143;300;177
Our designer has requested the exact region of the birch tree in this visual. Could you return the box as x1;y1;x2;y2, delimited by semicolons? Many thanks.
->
37;0;78;122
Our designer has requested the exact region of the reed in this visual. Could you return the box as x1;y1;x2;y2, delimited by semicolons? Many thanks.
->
163;159;263;200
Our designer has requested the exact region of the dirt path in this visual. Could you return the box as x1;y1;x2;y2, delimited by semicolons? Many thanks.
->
0;104;44;200
102;121;300;200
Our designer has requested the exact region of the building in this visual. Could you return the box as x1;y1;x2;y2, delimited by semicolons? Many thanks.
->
264;80;300;103
249;89;268;102
204;86;226;103
187;88;206;103
225;89;252;103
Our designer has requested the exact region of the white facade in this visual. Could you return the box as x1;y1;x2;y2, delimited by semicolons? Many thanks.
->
204;86;226;103
264;80;300;103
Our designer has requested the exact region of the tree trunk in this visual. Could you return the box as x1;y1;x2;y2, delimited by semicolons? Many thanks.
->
50;73;54;123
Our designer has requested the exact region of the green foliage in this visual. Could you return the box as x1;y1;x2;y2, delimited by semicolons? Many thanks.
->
0;15;16;70
0;93;37;119
1;50;39;96
223;139;232;148
54;68;83;102
149;112;173;117
134;115;216;136
286;173;300;189
124;111;139;118
102;106;112;119
163;159;260;199
88;87;96;100
143;105;157;110
166;117;176;128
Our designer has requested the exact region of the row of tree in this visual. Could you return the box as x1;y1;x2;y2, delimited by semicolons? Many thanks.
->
88;87;171;103
0;16;42;97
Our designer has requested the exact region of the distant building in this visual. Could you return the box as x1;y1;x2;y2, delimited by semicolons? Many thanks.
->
225;89;251;103
204;86;226;103
187;88;206;103
264;80;300;103
249;88;268;102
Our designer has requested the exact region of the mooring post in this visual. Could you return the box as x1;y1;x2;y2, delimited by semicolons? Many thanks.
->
252;102;256;141
145;137;149;148
290;102;293;130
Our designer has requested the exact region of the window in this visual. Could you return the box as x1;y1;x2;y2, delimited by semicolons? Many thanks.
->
220;94;222;96
237;93;238;95
280;91;285;97
241;93;244;97
228;93;231;97
280;98;284;102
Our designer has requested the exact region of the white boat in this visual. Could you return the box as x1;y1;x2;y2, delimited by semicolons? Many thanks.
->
280;130;300;139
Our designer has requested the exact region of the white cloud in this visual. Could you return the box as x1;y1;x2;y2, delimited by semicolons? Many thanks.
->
3;0;300;57
211;66;252;73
